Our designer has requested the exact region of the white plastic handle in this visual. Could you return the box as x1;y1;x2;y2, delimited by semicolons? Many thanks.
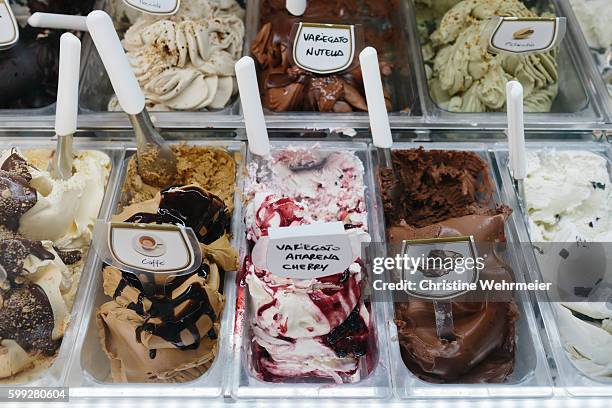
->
359;47;392;149
286;0;307;16
55;33;81;137
86;10;144;115
235;56;270;157
506;80;526;180
28;13;88;31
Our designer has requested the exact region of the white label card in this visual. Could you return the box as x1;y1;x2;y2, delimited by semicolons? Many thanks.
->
0;1;19;49
123;0;180;15
252;222;357;279
487;17;566;55
92;221;202;275
293;23;356;74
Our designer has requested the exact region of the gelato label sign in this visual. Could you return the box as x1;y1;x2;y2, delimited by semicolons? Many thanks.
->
0;0;19;50
123;0;180;15
486;17;566;55
253;222;357;279
401;236;481;300
92;221;202;276
292;23;356;74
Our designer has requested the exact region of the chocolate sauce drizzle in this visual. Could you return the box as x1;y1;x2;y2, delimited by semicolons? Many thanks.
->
0;151;38;231
113;186;230;353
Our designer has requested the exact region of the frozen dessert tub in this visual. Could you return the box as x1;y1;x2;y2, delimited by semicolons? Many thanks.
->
0;1;98;117
0;135;123;386
242;0;421;124
231;140;392;399
494;141;612;396
407;0;605;126
65;139;246;399
78;0;247;119
368;142;553;399
557;0;612;122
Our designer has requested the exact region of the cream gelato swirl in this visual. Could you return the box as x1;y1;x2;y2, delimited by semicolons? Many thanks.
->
420;0;559;112
109;0;245;111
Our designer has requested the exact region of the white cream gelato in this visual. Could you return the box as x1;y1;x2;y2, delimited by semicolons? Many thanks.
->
525;150;611;242
12;150;112;249
525;149;612;380
108;0;245;111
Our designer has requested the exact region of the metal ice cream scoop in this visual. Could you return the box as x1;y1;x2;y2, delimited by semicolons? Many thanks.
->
86;10;177;187
49;33;80;180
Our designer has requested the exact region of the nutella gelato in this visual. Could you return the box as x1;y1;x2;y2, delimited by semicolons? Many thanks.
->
380;148;519;383
243;148;372;383
416;0;559;112
251;0;395;112
107;0;245;111
0;148;111;382
97;185;238;383
0;0;95;109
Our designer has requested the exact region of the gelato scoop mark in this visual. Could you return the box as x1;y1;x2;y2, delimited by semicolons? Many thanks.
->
97;184;238;383
380;148;519;383
417;0;559;112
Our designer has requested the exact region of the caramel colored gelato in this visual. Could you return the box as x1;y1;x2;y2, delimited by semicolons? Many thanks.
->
122;145;237;212
97;185;238;383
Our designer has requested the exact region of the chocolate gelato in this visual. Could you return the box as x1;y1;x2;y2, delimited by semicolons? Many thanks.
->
0;1;95;109
251;0;396;112
380;148;519;383
97;185;239;383
122;145;237;212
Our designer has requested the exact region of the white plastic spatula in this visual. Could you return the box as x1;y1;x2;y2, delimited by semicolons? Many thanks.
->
286;0;307;16
49;32;80;180
86;10;177;187
28;13;87;31
359;47;392;166
235;56;270;157
506;80;527;205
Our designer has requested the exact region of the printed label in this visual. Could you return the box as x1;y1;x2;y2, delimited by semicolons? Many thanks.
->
93;221;201;275
487;17;566;55
400;236;481;300
123;0;180;15
0;1;18;49
292;23;356;74
252;222;359;279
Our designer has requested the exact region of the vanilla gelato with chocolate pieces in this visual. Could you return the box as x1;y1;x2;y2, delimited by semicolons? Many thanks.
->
108;0;245;111
0;148;110;382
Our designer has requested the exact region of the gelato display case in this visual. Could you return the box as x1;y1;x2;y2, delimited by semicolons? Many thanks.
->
0;0;611;407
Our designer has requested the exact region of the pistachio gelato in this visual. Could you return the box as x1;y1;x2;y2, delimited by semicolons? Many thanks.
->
416;0;559;112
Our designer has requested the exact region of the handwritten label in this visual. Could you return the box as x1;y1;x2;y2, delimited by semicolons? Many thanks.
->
292;23;356;74
0;0;19;50
486;17;566;55
401;236;481;300
123;0;180;15
252;222;361;279
92;221;201;275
